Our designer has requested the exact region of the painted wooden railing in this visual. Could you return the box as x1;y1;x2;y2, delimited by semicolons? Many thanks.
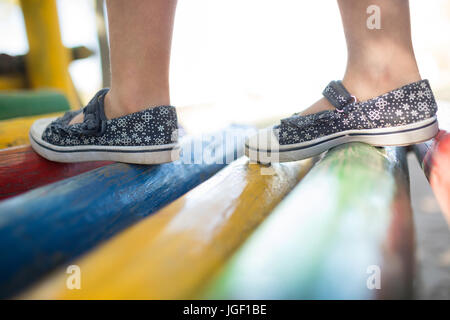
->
202;143;414;299
0;145;111;200
413;130;450;226
21;157;315;299
0;113;62;148
0;126;250;298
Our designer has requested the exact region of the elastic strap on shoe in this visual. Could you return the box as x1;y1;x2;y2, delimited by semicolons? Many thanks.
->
322;80;357;112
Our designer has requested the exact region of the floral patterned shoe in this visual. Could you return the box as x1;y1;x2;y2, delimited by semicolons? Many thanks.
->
246;79;439;163
30;89;179;164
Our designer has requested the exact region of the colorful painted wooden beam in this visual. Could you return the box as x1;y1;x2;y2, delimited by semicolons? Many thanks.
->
0;90;70;121
0;126;251;298
21;156;314;299
0;145;112;200
202;143;414;299
0;112;62;148
413;129;450;226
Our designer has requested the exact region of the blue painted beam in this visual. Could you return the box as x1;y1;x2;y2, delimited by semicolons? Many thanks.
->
0;125;251;298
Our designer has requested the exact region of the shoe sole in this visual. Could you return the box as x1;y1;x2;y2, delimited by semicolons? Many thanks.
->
30;132;180;164
246;116;439;163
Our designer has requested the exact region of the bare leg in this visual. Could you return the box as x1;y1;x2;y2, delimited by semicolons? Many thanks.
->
301;0;420;115
71;0;177;124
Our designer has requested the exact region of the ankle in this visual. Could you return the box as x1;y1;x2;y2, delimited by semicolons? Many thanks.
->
343;66;421;102
343;49;421;101
104;87;170;119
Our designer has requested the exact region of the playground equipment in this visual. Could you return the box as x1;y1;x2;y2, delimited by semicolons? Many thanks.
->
22;157;314;299
13;0;80;107
0;145;111;200
17;143;417;299
0;127;249;298
0;90;69;120
0;0;93;148
414;130;450;226
0;0;448;301
0;112;62;148
203;144;413;299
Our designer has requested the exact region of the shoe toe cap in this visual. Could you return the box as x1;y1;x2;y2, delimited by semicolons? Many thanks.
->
30;117;59;140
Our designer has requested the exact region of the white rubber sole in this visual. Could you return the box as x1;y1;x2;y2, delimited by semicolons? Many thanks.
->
29;118;180;164
246;116;439;163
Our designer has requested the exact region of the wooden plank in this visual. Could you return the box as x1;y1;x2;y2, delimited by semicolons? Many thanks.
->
0;145;112;200
0;105;240;197
0;112;62;149
21;156;314;299
413;130;450;226
0;90;70;121
202;143;414;299
0;126;250;298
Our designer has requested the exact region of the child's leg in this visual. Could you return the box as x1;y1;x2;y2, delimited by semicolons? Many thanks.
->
246;0;438;163
32;0;180;164
302;0;420;116
70;0;177;124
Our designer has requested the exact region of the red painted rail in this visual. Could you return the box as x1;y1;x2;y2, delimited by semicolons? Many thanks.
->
0;145;111;200
413;129;450;226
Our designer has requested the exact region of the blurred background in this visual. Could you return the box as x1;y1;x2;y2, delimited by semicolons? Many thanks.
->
0;0;449;299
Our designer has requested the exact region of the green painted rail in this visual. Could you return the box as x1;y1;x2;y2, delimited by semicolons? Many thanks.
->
0;90;70;120
202;143;414;299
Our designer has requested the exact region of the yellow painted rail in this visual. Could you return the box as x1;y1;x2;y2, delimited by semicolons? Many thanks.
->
20;0;79;108
0;75;26;91
0;113;62;149
21;157;314;299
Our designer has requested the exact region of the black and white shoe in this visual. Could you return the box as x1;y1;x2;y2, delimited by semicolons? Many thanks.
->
30;89;180;164
246;79;439;163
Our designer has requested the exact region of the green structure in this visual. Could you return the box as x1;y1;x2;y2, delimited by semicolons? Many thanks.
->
0;90;70;120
